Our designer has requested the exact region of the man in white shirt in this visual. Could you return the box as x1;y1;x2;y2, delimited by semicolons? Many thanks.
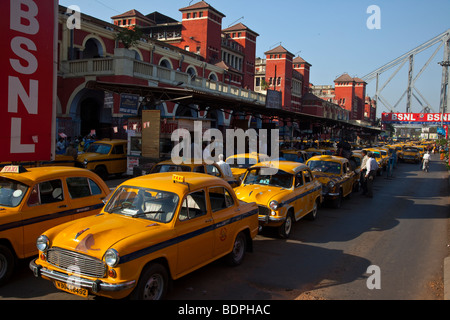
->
365;152;378;198
216;154;233;178
422;152;430;171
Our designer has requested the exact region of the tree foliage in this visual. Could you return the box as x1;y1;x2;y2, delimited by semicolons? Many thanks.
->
115;26;144;49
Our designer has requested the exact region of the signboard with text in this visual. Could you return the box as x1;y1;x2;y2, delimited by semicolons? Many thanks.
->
1;0;57;162
382;113;450;124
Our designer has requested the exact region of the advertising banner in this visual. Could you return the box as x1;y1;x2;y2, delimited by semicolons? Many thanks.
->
381;113;450;124
1;0;57;162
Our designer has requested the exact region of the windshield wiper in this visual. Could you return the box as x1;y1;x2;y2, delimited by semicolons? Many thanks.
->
132;210;165;218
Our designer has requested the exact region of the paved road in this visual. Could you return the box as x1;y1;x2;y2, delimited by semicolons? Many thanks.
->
0;154;448;300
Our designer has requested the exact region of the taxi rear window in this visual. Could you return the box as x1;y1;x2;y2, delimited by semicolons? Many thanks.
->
0;177;29;207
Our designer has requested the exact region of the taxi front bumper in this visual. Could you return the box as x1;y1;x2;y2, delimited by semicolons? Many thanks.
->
30;259;136;293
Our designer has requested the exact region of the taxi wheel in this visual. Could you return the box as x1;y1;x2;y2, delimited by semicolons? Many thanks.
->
0;245;15;286
131;263;169;300
278;212;293;239
225;231;247;266
306;200;318;221
332;191;343;209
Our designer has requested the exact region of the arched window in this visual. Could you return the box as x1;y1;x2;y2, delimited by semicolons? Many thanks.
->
159;58;172;69
82;38;104;59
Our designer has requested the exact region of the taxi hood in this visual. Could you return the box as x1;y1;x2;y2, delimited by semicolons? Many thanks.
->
46;214;163;260
311;172;342;186
234;184;291;206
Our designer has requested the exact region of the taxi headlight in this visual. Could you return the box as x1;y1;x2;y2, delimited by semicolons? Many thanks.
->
83;159;88;166
36;235;49;252
269;200;278;211
327;181;335;189
104;249;120;267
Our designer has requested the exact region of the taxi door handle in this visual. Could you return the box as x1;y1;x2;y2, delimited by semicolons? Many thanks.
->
205;218;213;223
58;205;67;208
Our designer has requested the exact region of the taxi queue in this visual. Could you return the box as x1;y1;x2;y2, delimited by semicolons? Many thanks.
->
0;139;432;300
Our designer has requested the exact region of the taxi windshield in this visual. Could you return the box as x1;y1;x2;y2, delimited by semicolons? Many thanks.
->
307;161;341;174
405;147;418;152
86;143;111;154
105;186;179;223
0;177;29;207
226;157;257;169
243;168;293;189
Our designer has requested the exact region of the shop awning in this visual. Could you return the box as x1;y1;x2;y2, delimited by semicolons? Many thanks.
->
85;80;381;134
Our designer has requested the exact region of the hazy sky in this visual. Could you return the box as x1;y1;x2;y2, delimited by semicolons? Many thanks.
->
59;0;450;116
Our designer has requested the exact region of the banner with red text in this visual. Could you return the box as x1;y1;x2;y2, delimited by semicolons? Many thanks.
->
381;113;450;125
0;0;57;162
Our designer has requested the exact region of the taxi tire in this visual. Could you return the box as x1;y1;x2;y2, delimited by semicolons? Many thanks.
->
278;211;294;239
332;190;343;209
306;200;318;221
0;244;15;286
225;231;247;266
130;263;169;300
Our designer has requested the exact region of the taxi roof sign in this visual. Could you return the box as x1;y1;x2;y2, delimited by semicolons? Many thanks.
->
1;165;27;173
172;174;185;183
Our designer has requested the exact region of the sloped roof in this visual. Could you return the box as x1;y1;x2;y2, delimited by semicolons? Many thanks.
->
334;73;354;82
179;1;225;18
293;56;311;66
222;22;259;37
264;45;294;57
111;9;155;24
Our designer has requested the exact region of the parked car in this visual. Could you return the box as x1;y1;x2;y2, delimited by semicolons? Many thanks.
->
306;155;357;208
0;165;109;285
150;159;240;188
77;139;127;179
30;172;259;300
234;161;322;238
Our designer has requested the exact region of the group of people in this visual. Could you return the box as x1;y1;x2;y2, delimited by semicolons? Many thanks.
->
55;134;98;159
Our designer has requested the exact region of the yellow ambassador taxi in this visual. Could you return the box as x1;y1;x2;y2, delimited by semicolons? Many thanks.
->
234;161;322;239
306;155;357;209
77;139;127;179
0;165;109;285
225;153;270;181
30;172;259;300
401;146;421;163
150;159;240;188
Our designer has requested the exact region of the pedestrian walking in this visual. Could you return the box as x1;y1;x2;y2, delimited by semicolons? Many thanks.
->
360;150;369;195
365;152;378;198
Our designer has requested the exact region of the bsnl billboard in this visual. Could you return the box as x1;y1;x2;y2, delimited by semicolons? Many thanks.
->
382;113;450;124
1;0;57;162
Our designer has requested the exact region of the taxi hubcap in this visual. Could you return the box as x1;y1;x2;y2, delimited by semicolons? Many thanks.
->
285;216;292;234
143;274;164;300
233;235;245;261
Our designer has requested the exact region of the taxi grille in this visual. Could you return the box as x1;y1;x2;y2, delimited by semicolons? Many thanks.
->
47;247;106;278
258;205;271;216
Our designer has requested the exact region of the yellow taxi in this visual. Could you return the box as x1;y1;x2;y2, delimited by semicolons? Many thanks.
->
305;148;333;157
401;146;421;163
0;165;109;285
306;155;357;208
30;173;259;300
280;150;310;163
225;152;270;181
1;154;76;169
77;139;127;179
234;161;322;238
150;159;240;188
